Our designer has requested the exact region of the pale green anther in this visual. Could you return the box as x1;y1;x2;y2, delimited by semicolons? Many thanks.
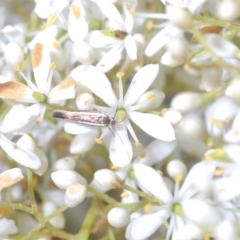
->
32;91;46;103
128;169;136;180
89;19;101;30
115;108;127;121
172;203;184;217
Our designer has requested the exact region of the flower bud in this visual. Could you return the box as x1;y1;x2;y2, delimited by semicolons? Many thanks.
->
167;160;187;181
42;202;65;229
52;157;76;171
51;170;87;189
161;108;182;125
94;169;123;189
225;78;240;104
73;41;96;64
0;218;18;235
171;92;203;113
0;168;24;191
4;42;24;70
107;207;130;228
76;93;95;110
166;5;192;29
217;0;240;21
64;183;87;208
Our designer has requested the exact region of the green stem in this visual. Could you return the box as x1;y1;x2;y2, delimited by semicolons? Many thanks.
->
27;169;38;215
122;183;162;204
78;200;97;239
44;205;68;223
107;224;116;240
0;202;33;214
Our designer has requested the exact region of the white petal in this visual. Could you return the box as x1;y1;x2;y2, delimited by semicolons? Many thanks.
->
64;122;98;135
121;178;139;204
96;43;124;73
52;156;76;171
0;134;41;170
124;64;159;106
95;0;124;30
125;210;170;240
109;124;132;167
129;111;175;141
68;8;88;42
51;170;87;189
48;77;76;100
123;2;134;33
133;164;173;203
124;35;137;60
81;65;117;107
32;43;51;93
204;34;238;58
88;31;118;48
70;131;98;154
33;148;48;176
137;139;176;165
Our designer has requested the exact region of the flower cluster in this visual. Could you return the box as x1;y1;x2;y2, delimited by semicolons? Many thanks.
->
1;0;240;239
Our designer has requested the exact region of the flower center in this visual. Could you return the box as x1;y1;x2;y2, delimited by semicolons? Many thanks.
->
115;108;127;122
172;202;184;217
32;91;47;103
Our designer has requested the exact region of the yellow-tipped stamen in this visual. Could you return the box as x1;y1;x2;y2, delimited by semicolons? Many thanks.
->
214;168;224;177
143;204;152;213
14;64;20;72
46;13;58;27
140;152;146;158
69;5;81;19
95;138;102;144
135;142;142;147
146;20;153;31
116;71;125;78
188;150;197;157
49;62;56;70
173;174;184;182
146;93;154;101
157;170;163;176
53;41;60;49
121;191;129;198
111;165;121;170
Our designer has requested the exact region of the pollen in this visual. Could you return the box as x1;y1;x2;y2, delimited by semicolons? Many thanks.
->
143;204;152;213
140;151;146;158
68;183;82;194
14;64;20;72
95;138;103;144
146;20;153;31
0;81;27;100
135;142;142;147
157;170;163;175
111;165;121;170
146;93;154;101
116;72;125;78
84;100;89;106
0;173;22;191
46;13;58;27
49;62;56;70
0;208;10;218
32;43;43;68
174;174;183;182
233;130;239;136
121;191;129;198
214;168;224;177
56;77;76;90
69;5;81;19
188;150;197;157
214;120;222;128
13;144;17;149
53;41;59;49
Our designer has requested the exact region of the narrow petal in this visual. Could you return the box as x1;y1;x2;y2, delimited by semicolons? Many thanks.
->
109;124;133;167
125;210;170;240
124;64;159;106
137;139;177;165
0;81;34;101
68;5;88;42
95;0;124;30
32;42;51;93
64;122;98;135
87;31;118;48
133;164;173;203
0;134;41;170
123;2;134;34
96;43;124;73
49;77;76;100
129;111;175;141
81;65;118;107
124;35;137;60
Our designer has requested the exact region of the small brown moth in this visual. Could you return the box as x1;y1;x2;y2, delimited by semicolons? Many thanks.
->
52;109;116;128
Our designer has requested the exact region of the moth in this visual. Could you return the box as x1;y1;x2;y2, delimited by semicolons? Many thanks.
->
52;109;116;129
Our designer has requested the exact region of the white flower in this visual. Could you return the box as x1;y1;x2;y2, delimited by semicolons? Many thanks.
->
0;41;76;121
88;0;144;72
66;64;175;167
126;162;218;240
